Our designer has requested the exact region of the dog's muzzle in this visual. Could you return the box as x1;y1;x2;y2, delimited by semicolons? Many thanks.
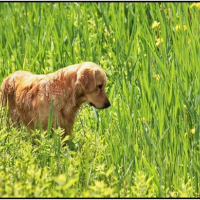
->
89;100;111;109
89;102;95;107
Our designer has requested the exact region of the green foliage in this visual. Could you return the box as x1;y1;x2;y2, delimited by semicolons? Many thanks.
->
0;2;200;197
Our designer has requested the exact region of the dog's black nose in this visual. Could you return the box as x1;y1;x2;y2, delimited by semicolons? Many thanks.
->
104;101;111;108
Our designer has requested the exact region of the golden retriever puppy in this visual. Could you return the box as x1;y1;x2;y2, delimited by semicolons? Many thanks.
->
0;62;111;139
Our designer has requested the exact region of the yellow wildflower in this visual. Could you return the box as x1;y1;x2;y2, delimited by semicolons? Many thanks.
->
175;25;187;31
152;21;160;29
153;73;161;81
190;3;200;9
183;104;187;110
190;128;195;134
164;8;171;15
175;25;181;31
138;117;145;121
24;12;29;16
155;38;163;46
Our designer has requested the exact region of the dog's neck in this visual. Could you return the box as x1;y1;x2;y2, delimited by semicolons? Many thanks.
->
53;70;85;109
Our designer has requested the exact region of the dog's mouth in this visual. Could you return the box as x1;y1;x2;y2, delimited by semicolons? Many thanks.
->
89;102;95;107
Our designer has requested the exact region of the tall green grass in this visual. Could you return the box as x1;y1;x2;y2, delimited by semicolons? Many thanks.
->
0;2;200;197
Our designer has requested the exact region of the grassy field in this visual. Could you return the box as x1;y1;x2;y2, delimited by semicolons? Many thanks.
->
0;2;200;197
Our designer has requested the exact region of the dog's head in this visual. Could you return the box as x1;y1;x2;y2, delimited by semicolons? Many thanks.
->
76;62;111;109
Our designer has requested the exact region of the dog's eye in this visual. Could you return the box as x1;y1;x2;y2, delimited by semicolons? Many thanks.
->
98;85;103;90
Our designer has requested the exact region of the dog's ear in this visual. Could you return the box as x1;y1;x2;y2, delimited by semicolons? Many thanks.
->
77;68;96;93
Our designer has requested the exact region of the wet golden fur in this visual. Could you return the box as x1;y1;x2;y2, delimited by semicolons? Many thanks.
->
0;62;111;138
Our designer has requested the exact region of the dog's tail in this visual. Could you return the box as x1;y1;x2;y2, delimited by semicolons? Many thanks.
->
0;76;13;107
